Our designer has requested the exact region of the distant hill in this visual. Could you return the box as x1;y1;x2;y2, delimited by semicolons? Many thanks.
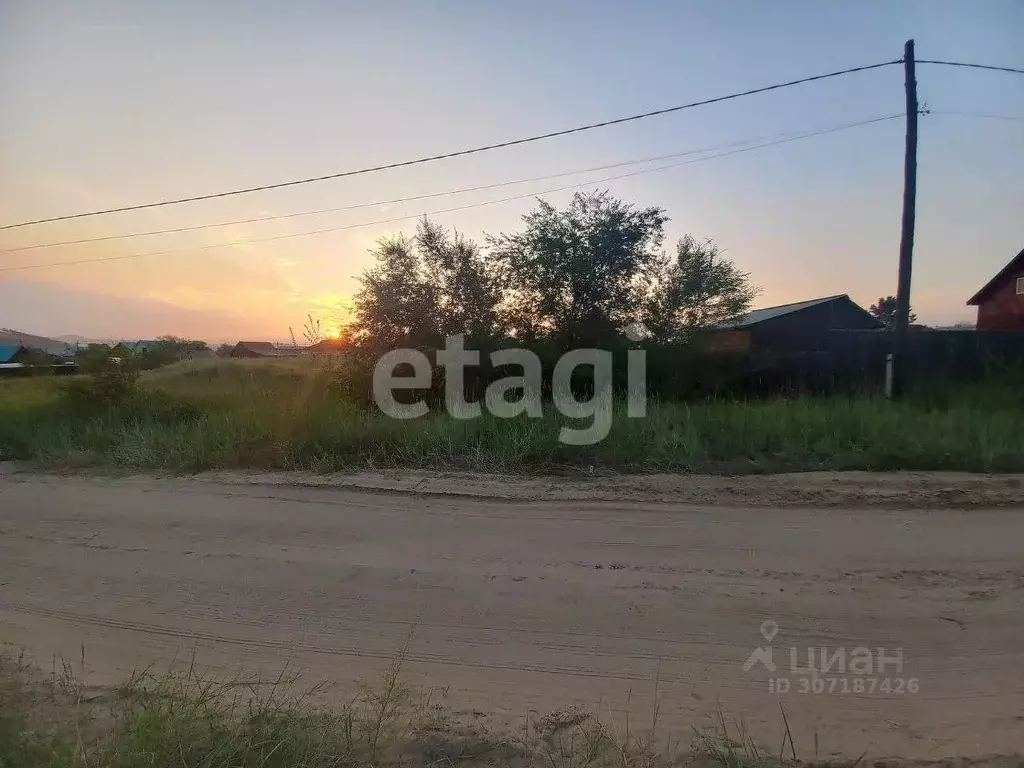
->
0;328;78;356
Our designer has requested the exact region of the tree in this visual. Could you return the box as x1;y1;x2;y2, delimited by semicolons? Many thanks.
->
488;191;667;345
416;218;500;340
75;343;114;368
139;336;209;368
351;196;756;350
153;336;207;357
352;233;441;350
352;219;500;349
869;296;917;328
216;343;233;357
645;235;758;341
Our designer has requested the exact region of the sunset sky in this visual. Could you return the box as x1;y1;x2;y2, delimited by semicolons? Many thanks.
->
1;1;1021;342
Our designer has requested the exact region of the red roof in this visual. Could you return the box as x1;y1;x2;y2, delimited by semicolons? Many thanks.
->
967;247;1024;306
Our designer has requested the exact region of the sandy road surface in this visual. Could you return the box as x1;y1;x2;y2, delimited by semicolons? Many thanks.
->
1;474;1022;759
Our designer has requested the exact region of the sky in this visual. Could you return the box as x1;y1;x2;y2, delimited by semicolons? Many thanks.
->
0;0;1021;342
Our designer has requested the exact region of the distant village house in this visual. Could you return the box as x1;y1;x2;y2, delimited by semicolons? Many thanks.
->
0;344;31;369
302;338;348;355
228;341;300;358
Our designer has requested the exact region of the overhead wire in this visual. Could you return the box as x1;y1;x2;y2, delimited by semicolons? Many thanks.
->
0;59;902;231
0;113;902;273
916;59;1024;76
929;110;1024;123
1;117;901;254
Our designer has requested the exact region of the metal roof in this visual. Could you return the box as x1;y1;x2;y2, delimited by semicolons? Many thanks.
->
715;295;850;329
0;344;24;363
0;329;73;357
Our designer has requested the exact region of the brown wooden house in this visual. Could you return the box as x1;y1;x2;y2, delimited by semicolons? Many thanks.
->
967;247;1024;331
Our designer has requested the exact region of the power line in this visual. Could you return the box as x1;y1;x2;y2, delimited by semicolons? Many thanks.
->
0;114;901;274
930;110;1024;123
917;59;1024;76
0;121;892;254
0;60;902;232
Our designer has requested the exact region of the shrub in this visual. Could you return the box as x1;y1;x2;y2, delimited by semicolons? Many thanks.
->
65;361;141;408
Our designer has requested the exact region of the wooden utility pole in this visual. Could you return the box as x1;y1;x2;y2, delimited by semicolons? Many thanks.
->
891;39;918;399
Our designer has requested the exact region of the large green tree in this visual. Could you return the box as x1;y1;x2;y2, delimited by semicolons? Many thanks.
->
645;235;758;340
352;233;439;349
488;191;668;345
416;218;500;339
353;194;759;349
352;219;500;349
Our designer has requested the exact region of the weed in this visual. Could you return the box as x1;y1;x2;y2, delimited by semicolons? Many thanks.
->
1;650;834;768
2;358;1023;473
65;358;141;409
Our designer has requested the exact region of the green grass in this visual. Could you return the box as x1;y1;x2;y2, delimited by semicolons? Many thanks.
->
0;649;439;768
1;358;1023;473
0;651;791;768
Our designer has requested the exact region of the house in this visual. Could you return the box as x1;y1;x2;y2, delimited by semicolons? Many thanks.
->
108;341;152;356
0;344;28;369
129;340;160;353
108;342;133;358
966;247;1024;331
228;341;298;358
0;344;74;373
710;294;882;352
0;329;75;358
302;338;348;355
107;340;162;357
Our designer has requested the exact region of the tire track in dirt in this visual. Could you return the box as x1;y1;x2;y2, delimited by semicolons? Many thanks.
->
1;473;1022;758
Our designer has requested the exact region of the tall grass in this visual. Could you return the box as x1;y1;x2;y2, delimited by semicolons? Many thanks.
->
1;358;1022;473
0;651;799;768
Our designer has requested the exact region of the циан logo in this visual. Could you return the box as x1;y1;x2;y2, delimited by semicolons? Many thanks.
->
743;619;919;696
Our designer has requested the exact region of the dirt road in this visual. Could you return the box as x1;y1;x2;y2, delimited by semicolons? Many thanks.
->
1;474;1022;758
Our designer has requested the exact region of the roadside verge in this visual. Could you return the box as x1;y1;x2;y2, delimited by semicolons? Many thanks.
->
6;463;1022;508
